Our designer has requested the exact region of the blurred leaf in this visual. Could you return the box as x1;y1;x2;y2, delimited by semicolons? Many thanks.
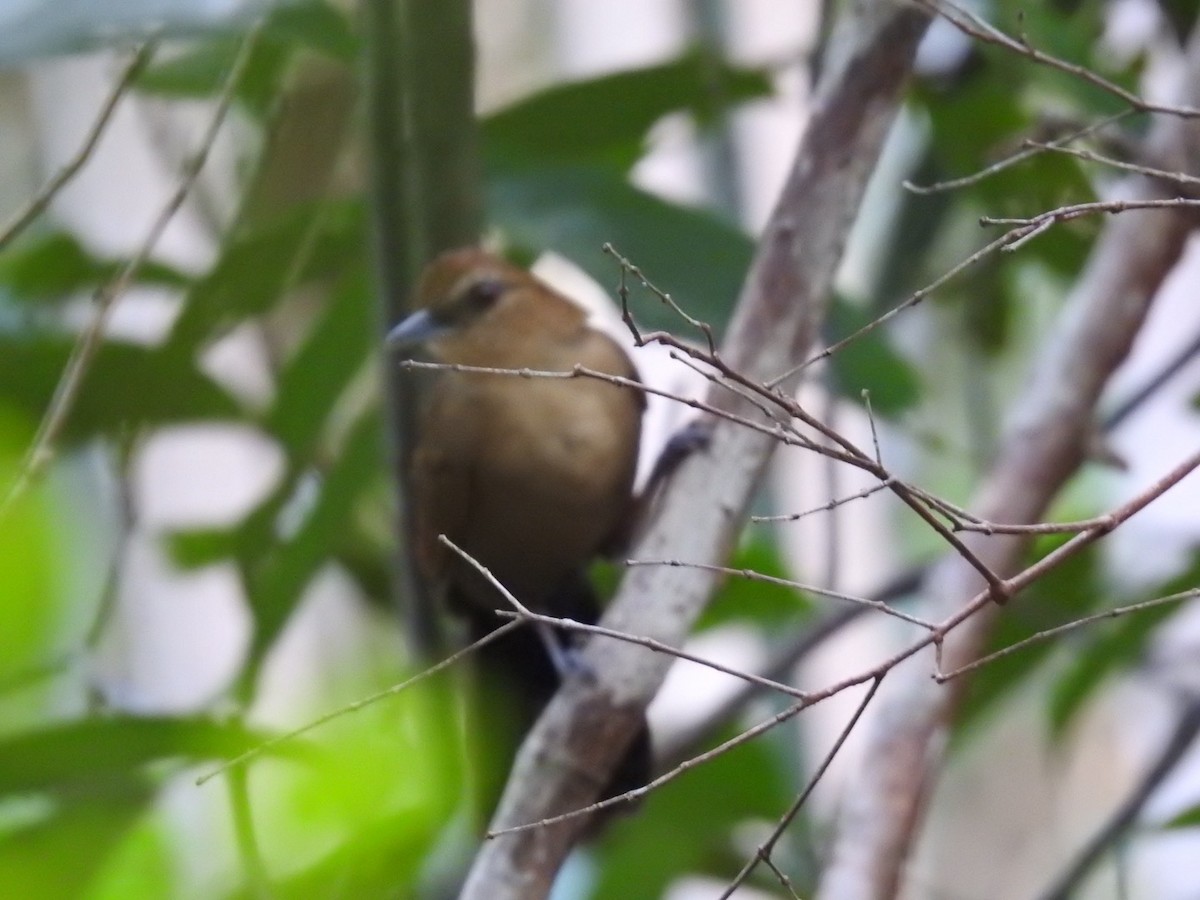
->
0;716;297;796
825;296;921;417
245;412;385;664
1161;802;1200;830
955;539;1104;742
166;523;249;571
136;1;355;112
0;406;60;717
914;51;1096;280
85;812;174;900
1160;0;1200;42
1049;551;1200;736
0;334;241;444
261;0;357;61
0;781;152;900
265;266;373;461
246;809;429;900
697;536;810;632
490;164;751;335
166;198;364;353
592;725;790;899
232;685;455;898
1001;2;1138;119
484;50;771;171
0;232;188;303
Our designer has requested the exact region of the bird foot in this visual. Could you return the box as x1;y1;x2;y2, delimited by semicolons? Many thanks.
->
646;419;712;490
534;622;596;683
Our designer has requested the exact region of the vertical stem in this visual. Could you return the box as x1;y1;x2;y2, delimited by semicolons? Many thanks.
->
362;0;481;656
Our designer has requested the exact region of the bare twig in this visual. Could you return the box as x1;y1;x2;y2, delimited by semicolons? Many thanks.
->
492;609;811;701
752;477;896;523
936;587;1200;682
624;558;937;630
918;0;1200;119
604;241;718;354
817;16;1200;889
0;23;264;519
438;533;817;701
903;111;1134;195
487;443;1197;839
982;196;1200;231
719;677;884;899
1026;139;1200;190
1038;695;1200;900
196;617;524;786
460;6;934;895
0;44;156;253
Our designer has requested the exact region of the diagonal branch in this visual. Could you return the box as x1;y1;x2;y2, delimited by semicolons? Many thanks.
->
816;18;1200;900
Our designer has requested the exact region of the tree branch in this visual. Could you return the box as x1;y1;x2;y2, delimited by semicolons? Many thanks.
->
816;19;1200;900
458;3;933;897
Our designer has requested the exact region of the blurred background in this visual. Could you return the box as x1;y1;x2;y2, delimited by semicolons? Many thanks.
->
2;1;1200;897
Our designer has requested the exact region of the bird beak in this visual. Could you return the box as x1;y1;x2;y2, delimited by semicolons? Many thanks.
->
386;309;447;349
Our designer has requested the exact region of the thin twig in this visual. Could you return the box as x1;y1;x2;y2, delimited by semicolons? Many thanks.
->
903;111;1134;195
625;558;938;630
920;0;1200;119
1026;139;1200;189
0;22;265;518
982;196;1200;229
195;618;525;786
487;447;1200;840
1038;695;1200;900
768;228;1015;384
752;477;896;523
604;241;718;355
492;609;811;701
934;588;1200;682
437;534;819;701
0;43;157;253
719;677;884;899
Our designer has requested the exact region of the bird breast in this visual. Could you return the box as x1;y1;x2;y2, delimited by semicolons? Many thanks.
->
461;375;639;605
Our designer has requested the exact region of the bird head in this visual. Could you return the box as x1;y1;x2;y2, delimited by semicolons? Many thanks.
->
386;248;587;360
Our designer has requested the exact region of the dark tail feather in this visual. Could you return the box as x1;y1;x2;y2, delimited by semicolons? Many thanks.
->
456;573;652;831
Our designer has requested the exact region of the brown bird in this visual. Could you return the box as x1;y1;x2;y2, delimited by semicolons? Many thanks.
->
388;248;649;824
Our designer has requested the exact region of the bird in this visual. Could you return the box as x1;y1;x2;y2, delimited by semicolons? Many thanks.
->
387;247;650;827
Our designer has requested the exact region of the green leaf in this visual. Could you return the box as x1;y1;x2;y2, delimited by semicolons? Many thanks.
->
238;810;431;900
0;716;296;797
166;198;365;353
164;525;244;570
955;539;1104;742
0;232;188;303
135;2;356;111
484;50;771;171
592;725;791;899
490;164;751;336
245;412;385;664
1049;551;1200;736
263;0;358;61
0;781;152;900
0;334;241;444
913;51;1097;280
825;296;921;417
697;536;811;632
136;36;247;98
0;406;60;711
1161;802;1200;831
264;266;374;461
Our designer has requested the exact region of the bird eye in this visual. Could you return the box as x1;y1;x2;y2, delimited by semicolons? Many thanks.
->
462;278;506;313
